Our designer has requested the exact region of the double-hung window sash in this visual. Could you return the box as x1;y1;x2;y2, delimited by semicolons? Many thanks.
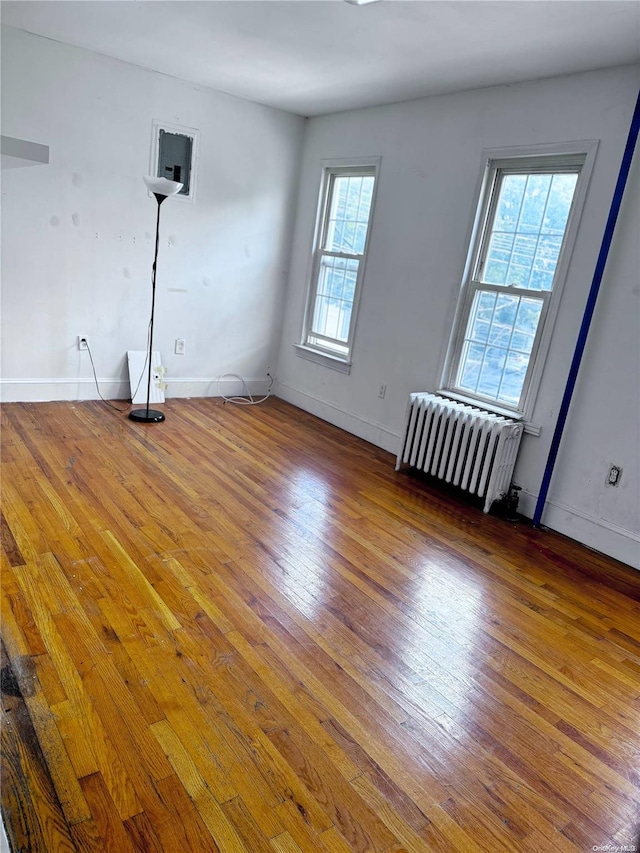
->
305;168;376;360
450;158;582;411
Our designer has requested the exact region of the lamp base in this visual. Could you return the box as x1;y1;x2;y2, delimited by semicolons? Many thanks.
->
129;409;165;423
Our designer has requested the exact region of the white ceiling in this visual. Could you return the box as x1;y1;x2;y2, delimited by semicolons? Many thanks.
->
2;1;639;116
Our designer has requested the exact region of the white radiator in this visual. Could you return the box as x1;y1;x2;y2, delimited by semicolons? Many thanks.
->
396;393;523;513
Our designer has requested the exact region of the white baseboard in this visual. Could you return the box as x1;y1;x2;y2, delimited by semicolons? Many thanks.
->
0;378;130;402
0;377;271;403
165;377;271;398
276;382;638;571
275;380;401;455
518;489;639;570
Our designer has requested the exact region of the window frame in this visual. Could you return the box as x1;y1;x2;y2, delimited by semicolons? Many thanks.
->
297;157;380;372
440;141;598;423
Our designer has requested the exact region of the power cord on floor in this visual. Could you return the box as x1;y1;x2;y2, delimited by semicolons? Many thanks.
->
84;325;150;413
85;337;273;410
85;341;131;412
218;372;273;405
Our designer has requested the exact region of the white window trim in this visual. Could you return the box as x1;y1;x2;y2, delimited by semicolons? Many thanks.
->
297;156;381;369
440;140;598;425
293;343;352;374
149;120;199;203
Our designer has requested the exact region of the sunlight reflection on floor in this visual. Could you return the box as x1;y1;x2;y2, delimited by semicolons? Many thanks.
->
279;465;488;733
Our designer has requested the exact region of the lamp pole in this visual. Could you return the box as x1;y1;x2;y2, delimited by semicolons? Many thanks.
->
129;176;182;424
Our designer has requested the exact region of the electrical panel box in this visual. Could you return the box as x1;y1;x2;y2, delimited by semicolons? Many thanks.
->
151;121;198;201
158;130;192;194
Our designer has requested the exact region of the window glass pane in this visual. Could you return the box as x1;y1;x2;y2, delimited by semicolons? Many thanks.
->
514;297;544;348
469;290;496;343
530;234;562;290
543;174;578;234
481;170;578;291
324;175;375;254
494;174;526;232
459;341;485;390
505;233;537;288
510;329;535;354
311;256;359;343
483;232;514;285
488;294;519;347
498;351;530;407
518;174;552;233
457;289;543;406
477;346;507;399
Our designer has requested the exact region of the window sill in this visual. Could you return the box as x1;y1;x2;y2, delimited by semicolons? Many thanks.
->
436;389;541;436
294;344;352;374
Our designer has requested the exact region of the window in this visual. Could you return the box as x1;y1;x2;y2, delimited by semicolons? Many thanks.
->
299;160;379;369
443;149;593;417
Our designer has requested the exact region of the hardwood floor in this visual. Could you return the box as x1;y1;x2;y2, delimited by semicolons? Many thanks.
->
1;397;639;852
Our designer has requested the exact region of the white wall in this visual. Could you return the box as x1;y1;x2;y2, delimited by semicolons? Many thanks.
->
1;28;304;401
276;65;640;568
3;28;638;567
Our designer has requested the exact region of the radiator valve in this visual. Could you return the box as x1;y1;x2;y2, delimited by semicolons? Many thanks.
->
495;484;521;522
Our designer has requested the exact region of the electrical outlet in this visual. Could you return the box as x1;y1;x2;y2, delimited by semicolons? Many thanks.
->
606;464;623;487
78;335;88;351
378;383;387;399
174;338;186;355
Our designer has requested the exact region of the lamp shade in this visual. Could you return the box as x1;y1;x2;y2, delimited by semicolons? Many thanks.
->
143;175;183;197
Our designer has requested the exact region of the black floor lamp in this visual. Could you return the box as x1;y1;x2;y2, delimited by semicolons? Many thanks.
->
129;175;183;424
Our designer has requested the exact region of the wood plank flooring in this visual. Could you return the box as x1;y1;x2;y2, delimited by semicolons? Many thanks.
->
1;397;639;852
